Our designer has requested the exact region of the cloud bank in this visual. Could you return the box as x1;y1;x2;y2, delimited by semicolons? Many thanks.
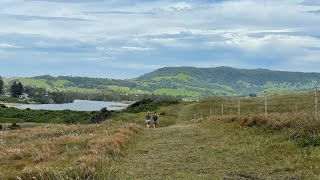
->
0;0;320;78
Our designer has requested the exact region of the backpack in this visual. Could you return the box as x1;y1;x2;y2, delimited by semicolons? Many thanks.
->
153;114;158;120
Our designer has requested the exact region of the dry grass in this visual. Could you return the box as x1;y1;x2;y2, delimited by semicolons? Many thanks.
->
0;121;141;179
6;148;26;160
217;110;320;134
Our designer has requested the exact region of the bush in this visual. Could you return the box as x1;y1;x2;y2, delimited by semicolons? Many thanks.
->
247;115;267;127
160;112;166;116
0;104;7;108
297;136;320;147
89;107;113;124
240;117;249;127
9;123;21;130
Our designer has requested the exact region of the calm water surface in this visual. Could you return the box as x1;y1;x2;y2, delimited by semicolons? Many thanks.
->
12;100;129;111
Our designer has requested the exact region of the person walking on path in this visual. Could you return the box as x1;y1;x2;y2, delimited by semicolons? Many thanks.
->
145;111;151;128
153;111;159;128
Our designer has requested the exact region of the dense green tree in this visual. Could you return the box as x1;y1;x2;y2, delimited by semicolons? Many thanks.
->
0;76;4;95
10;82;24;98
25;86;50;104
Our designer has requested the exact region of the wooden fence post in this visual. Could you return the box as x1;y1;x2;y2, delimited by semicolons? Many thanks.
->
210;107;212;118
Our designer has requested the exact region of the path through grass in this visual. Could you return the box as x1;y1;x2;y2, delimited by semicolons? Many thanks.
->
107;105;320;179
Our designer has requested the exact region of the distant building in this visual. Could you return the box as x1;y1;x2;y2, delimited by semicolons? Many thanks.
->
5;93;11;97
19;93;29;99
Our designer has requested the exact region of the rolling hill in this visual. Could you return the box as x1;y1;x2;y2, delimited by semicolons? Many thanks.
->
3;66;320;98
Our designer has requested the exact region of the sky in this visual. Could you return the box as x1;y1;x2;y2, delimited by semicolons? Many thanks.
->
0;0;320;79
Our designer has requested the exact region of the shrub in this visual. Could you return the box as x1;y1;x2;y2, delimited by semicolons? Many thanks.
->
240;117;249;127
9;123;21;130
297;136;320;147
125;98;180;113
247;115;267;127
89;107;112;124
0;104;7;108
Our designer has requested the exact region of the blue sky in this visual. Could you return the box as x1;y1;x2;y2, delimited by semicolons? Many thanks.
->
0;0;320;79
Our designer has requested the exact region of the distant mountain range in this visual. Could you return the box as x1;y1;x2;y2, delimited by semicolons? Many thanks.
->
3;66;320;98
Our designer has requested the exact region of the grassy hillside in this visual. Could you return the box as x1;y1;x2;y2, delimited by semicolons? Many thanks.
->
3;66;320;99
136;66;320;97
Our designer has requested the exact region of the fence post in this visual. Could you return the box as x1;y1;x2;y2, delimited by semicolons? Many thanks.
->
316;87;318;120
194;113;196;120
201;112;203;119
238;99;240;116
222;103;224;117
210;107;212;118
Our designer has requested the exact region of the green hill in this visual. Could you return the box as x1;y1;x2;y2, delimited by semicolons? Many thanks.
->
3;67;320;98
135;66;320;97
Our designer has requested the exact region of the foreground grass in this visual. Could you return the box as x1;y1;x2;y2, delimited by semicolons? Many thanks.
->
108;119;320;179
104;96;320;179
2;92;320;179
0;121;141;179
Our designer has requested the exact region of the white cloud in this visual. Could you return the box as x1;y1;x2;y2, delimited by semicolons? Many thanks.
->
0;43;20;48
1;0;320;77
127;63;163;70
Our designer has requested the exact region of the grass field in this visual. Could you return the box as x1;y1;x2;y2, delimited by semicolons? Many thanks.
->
108;121;320;179
0;121;141;179
3;78;100;93
52;80;69;87
100;95;320;179
153;88;201;98
2;91;320;179
152;73;193;82
4;78;53;90
107;85;143;94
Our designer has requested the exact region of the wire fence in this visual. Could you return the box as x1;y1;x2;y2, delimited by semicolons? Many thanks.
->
193;87;320;120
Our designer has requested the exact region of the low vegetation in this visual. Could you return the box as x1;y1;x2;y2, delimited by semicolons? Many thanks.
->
105;99;320;179
2;90;320;179
0;121;141;179
125;97;180;113
0;106;93;124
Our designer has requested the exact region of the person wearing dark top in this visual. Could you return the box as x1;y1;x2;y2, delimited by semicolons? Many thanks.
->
153;111;159;128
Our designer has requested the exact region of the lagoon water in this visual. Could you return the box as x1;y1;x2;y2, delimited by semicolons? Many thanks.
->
12;100;129;111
